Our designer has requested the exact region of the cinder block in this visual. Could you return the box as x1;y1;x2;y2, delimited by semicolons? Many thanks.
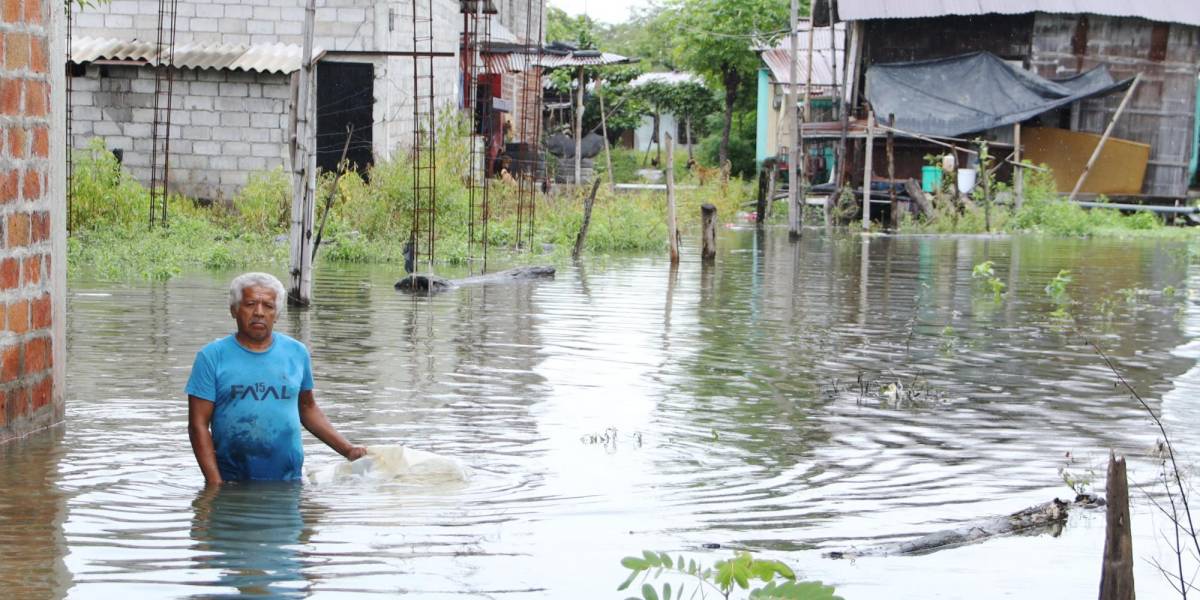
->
225;5;252;19
211;156;239;170
190;110;219;126
252;6;281;20
105;15;134;28
214;97;245;111
182;95;214;110
276;20;302;36
194;141;222;155
178;154;209;169
242;128;270;143
123;123;152;138
108;1;138;15
241;156;267;171
220;112;250;127
226;71;259;84
182;126;213;140
261;84;291;99
189;81;220;96
247;20;274;35
220;170;249;185
251;113;281;128
223;34;251;46
192;18;219;32
130;79;156;94
218;82;249;97
252;142;283;157
212;127;241;141
223;141;251;155
93;121;122;136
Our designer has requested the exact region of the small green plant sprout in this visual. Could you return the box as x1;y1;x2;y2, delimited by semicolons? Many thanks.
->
617;551;841;600
972;262;1006;302
1045;270;1072;302
1057;452;1095;495
1162;285;1177;298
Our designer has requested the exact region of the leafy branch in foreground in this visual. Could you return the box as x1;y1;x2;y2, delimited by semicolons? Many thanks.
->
617;550;842;600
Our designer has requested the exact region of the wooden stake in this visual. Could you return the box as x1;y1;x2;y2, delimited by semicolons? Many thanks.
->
666;133;679;264
887;113;897;229
287;0;317;306
1098;451;1135;600
575;66;585;186
803;10;816;123
597;78;614;193
701;204;717;262
786;0;800;238
1068;74;1141;203
862;110;874;230
572;178;602;260
1014;123;1024;209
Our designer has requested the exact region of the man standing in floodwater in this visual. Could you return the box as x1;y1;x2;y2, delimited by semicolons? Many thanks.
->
186;272;366;484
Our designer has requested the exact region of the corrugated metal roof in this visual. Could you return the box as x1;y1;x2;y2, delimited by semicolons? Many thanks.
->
630;71;703;87
838;0;1200;27
71;37;305;74
760;24;845;87
537;51;631;68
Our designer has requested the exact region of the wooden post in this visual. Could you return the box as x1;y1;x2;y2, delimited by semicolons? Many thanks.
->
575;66;585;186
666;133;679;264
701;204;717;262
786;0;800;238
756;167;767;225
983;141;992;232
287;0;317;306
803;11;816;123
572;178;602;260
1098;451;1135;600
597;78;614;193
1068;74;1141;203
1013;123;1024;209
862;110;874;230
887;113;897;229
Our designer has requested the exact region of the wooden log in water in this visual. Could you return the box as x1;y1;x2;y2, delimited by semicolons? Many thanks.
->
826;494;1105;559
1098;452;1134;600
395;266;555;294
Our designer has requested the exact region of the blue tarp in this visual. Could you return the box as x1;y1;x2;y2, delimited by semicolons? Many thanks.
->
865;52;1133;138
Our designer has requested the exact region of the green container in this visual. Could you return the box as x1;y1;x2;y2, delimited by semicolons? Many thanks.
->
921;165;941;193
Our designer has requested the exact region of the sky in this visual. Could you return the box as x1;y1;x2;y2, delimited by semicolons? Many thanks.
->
548;0;655;25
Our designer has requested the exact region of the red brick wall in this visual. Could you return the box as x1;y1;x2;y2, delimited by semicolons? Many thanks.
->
0;0;57;437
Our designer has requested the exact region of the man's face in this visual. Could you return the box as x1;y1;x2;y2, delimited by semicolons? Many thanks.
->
232;285;278;344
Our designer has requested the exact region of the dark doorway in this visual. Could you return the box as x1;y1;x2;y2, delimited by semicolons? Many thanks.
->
316;62;374;175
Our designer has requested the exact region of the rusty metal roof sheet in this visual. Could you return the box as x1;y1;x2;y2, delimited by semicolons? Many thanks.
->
838;0;1200;27
71;37;305;74
760;24;845;87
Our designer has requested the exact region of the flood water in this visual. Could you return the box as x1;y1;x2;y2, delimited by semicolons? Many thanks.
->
3;228;1199;599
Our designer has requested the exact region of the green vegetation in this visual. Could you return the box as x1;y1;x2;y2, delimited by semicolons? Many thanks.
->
617;550;841;600
971;260;1006;301
68;122;751;281
901;167;1177;237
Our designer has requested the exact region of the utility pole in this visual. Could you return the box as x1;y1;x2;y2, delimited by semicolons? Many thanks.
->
288;0;317;306
786;0;800;238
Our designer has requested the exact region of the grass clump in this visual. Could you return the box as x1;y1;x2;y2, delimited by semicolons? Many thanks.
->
68;116;753;282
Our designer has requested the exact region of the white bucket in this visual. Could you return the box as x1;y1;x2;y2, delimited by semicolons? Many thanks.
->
956;168;978;194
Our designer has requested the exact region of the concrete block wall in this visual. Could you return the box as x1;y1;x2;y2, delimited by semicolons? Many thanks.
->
69;65;291;201
71;0;377;50
0;0;65;442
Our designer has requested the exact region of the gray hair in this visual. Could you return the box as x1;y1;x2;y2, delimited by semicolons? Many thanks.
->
229;272;287;310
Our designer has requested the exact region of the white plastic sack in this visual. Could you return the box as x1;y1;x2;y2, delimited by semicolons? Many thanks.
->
306;445;470;485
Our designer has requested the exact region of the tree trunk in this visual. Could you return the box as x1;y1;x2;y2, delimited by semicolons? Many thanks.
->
686;116;694;161
655;110;662;165
719;69;741;168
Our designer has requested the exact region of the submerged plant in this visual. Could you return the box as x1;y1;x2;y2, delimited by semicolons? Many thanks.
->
617;550;841;600
971;261;1006;301
1045;270;1072;302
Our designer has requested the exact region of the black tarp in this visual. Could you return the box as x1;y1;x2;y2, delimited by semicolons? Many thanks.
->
865;52;1133;138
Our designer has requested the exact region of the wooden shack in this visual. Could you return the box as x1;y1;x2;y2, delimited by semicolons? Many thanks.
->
839;0;1200;199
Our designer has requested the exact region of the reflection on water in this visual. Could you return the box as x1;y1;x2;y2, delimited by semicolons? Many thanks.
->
2;230;1198;598
189;483;313;598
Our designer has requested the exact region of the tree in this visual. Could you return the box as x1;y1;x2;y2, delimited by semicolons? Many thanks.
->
667;81;720;161
599;4;679;71
633;80;677;165
669;0;792;166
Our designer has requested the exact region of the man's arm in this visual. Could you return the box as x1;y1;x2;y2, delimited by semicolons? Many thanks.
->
298;390;366;460
187;396;223;485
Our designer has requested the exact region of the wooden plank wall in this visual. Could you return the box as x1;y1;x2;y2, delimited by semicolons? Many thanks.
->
865;15;1034;65
1031;14;1200;197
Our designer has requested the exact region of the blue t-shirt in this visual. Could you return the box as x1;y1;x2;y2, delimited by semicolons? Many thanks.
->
186;333;314;481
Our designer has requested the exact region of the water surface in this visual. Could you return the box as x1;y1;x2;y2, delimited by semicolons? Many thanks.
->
3;229;1198;598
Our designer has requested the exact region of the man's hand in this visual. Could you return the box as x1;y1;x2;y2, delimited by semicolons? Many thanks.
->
343;445;368;461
